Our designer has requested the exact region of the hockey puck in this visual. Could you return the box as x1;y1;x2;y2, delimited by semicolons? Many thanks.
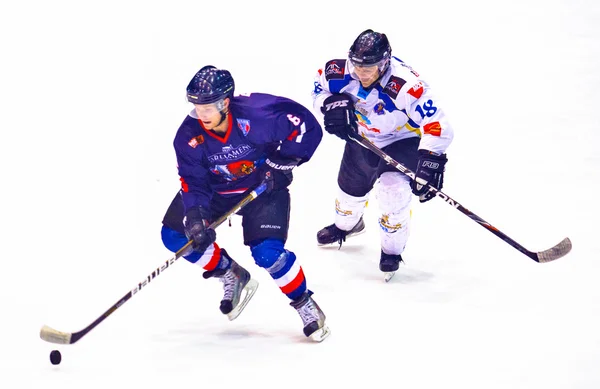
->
50;350;62;365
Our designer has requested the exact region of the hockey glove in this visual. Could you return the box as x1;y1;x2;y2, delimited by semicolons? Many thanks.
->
321;94;358;142
183;206;216;253
410;149;448;203
261;152;299;193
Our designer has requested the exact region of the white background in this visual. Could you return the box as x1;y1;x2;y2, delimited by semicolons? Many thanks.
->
1;0;598;388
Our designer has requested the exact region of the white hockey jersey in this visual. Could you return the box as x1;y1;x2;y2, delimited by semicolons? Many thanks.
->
312;56;453;154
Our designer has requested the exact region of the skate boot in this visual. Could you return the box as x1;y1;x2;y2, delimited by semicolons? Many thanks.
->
290;290;331;342
203;250;259;321
380;250;403;283
317;217;365;247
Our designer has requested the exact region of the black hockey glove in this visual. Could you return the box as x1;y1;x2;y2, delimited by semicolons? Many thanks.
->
183;206;216;253
260;152;299;193
321;94;358;142
410;150;448;203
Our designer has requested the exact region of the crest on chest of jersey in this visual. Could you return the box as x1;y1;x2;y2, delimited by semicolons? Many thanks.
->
324;59;346;81
382;76;406;99
236;118;251;136
373;101;385;115
227;160;256;177
211;159;257;181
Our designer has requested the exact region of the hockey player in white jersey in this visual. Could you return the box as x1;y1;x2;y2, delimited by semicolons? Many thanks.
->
312;29;454;280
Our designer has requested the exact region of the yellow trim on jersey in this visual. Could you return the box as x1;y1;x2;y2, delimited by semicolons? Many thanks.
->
402;122;422;137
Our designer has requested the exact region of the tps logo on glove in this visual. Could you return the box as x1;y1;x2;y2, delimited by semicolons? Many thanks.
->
324;99;350;111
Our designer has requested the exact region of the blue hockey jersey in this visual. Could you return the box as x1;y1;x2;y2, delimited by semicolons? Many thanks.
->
173;92;323;212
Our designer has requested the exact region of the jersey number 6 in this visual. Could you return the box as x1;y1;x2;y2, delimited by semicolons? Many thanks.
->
287;114;302;126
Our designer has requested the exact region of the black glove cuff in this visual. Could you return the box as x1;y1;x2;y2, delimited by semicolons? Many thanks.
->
418;149;448;161
184;206;210;227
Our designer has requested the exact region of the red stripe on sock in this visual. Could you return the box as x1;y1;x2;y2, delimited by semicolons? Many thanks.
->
203;244;221;271
280;267;305;295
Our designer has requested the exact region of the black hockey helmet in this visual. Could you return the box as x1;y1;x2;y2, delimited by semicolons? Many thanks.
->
186;66;235;105
348;29;392;71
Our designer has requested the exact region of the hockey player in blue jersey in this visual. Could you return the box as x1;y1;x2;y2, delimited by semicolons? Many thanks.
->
312;29;455;281
160;66;330;341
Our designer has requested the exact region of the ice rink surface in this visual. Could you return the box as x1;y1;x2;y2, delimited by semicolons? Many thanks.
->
1;1;598;388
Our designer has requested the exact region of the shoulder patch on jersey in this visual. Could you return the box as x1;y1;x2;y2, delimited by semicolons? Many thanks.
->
325;59;346;81
382;76;406;99
188;135;204;148
423;121;442;136
407;81;424;99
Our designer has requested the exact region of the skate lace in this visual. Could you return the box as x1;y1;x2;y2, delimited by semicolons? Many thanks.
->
220;270;237;300
324;224;347;248
296;298;319;326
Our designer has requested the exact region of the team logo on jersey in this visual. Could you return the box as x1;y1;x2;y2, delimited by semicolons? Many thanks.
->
211;160;257;181
324;59;346;80
382;76;406;99
407;81;424;99
373;102;385;115
187;135;204;148
423;121;442;137
208;144;253;163
226;160;256;177
236;119;251;136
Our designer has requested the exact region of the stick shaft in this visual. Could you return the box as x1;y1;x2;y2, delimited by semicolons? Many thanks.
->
40;183;268;344
351;136;571;262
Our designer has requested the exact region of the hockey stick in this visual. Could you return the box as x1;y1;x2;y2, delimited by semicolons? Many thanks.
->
40;182;268;345
351;135;572;263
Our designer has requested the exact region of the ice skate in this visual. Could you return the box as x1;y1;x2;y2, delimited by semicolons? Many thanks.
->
380;250;403;282
317;217;365;247
203;250;258;321
290;290;330;342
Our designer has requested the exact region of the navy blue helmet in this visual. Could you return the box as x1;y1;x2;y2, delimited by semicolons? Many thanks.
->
186;66;235;104
348;29;392;71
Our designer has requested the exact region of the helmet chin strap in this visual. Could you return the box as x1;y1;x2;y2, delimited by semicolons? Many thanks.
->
214;98;229;127
215;110;228;127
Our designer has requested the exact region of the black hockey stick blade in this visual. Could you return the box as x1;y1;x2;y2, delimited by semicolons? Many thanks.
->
40;182;268;345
